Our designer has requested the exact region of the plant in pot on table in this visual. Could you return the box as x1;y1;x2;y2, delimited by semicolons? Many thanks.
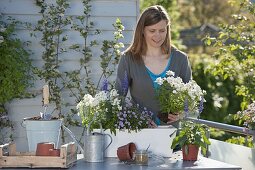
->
76;80;153;162
155;70;210;161
170;119;211;161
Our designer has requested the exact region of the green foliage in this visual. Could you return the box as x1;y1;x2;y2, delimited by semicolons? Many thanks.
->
0;16;32;107
0;15;33;143
34;0;72;116
226;136;253;148
190;53;242;122
204;0;255;109
67;1;124;99
171;120;211;155
233;101;255;130
178;0;240;29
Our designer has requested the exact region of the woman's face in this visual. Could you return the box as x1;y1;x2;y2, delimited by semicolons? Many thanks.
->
143;20;168;49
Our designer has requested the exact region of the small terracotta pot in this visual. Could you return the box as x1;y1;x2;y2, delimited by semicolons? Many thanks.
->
49;148;60;157
117;142;137;161
36;142;54;156
182;144;199;161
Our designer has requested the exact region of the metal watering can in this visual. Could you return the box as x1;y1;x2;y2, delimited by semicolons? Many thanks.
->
62;119;112;162
83;122;112;162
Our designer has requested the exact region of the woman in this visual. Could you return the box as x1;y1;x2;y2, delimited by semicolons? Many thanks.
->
115;5;192;126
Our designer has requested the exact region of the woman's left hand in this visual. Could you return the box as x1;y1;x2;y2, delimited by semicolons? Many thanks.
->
148;119;158;128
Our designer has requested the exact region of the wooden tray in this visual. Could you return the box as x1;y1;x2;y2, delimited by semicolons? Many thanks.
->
0;142;77;168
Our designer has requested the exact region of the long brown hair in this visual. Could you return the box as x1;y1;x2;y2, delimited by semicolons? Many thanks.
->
125;5;171;61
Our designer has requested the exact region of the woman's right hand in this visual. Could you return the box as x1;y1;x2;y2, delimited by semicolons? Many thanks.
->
167;113;180;124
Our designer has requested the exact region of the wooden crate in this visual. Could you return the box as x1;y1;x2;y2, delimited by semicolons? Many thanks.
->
0;142;77;168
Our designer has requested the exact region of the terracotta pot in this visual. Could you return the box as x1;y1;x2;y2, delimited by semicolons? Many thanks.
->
36;142;54;156
49;148;60;157
182;144;199;161
117;142;137;161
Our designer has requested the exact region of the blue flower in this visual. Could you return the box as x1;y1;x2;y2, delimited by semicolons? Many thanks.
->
101;78;108;92
122;71;129;95
198;96;204;114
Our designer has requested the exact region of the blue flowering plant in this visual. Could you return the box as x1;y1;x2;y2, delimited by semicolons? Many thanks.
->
76;79;153;135
155;70;206;120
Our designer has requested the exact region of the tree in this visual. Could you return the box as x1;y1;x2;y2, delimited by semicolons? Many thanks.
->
205;0;255;109
178;0;240;29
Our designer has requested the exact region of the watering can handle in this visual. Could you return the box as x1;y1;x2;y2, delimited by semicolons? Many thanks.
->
87;112;103;135
104;134;112;151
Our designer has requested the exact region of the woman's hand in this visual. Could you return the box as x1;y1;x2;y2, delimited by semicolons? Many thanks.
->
167;113;180;124
148;119;158;128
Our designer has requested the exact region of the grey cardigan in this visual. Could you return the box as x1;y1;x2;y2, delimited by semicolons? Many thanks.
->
115;47;192;120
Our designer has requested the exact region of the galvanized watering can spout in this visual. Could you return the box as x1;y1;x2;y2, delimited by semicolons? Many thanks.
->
63;112;113;162
62;125;84;154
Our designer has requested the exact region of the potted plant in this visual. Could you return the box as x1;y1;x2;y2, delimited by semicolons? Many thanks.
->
155;70;206;123
171;120;211;161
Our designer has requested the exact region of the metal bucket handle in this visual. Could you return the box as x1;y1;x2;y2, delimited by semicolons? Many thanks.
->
21;117;30;128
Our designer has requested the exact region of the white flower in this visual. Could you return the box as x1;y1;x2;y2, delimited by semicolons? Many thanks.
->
76;101;84;116
0;28;6;32
82;94;93;105
110;89;118;99
212;93;224;108
166;70;175;76
118;42;124;48
156;70;206;115
113;98;121;106
155;77;164;85
0;36;4;44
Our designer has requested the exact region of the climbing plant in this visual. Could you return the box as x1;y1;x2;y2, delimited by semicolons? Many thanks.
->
0;14;33;144
33;0;124;132
34;0;72;117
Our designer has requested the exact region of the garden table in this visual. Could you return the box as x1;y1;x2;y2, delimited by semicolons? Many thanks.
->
3;151;242;170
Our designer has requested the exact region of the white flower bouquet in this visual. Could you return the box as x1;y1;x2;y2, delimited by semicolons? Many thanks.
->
155;70;206;121
77;88;153;135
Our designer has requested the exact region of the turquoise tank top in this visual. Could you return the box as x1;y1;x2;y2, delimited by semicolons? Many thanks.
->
146;54;172;89
146;54;172;125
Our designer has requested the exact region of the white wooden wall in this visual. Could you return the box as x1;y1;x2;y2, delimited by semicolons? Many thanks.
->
0;0;139;151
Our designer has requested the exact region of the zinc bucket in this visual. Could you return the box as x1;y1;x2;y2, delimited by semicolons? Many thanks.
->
23;119;62;152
